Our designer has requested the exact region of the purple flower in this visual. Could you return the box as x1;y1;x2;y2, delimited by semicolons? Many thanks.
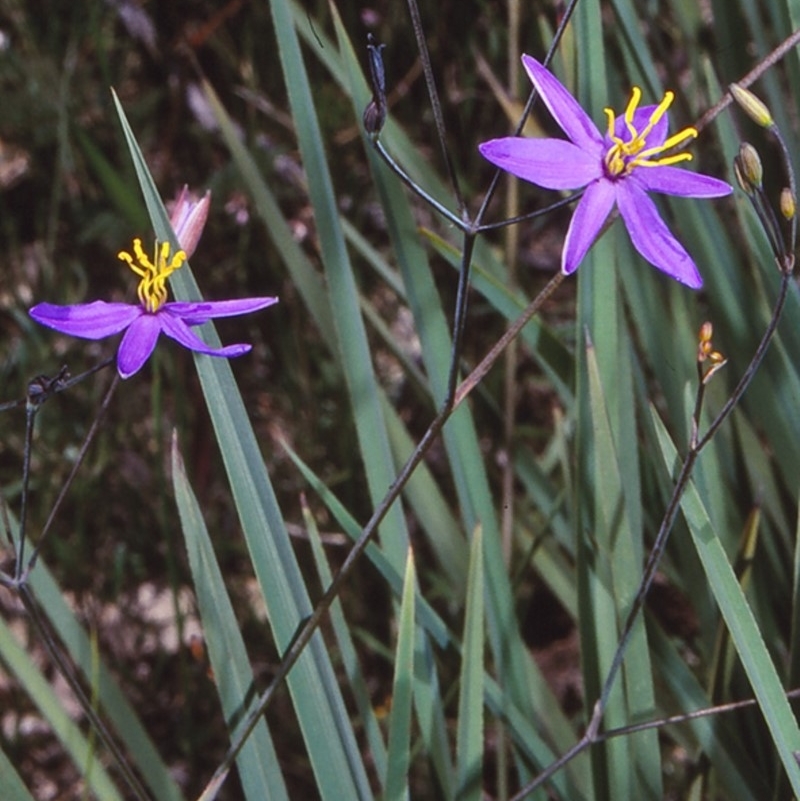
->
30;236;278;379
479;55;733;288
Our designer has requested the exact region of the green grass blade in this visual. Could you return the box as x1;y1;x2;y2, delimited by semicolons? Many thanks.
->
303;497;388;782
384;550;416;801
572;2;658;793
0;616;124;801
651;407;800;794
200;80;335;344
456;525;484;801
586;334;660;799
266;0;410;569
0;515;184;801
647;621;764;801
112;93;373;800
171;436;290;801
0;744;38;800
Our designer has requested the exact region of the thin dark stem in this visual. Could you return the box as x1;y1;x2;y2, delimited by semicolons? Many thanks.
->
445;233;476;405
17;583;153;801
24;373;121;576
371;139;466;229
476;192;584;232
405;0;467;219
509;684;800;801
15;405;37;581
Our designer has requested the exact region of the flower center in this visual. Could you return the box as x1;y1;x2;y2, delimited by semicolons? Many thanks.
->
118;238;187;313
603;87;698;178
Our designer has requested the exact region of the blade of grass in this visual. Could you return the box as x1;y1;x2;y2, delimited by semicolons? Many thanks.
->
384;549;416;801
651;406;800;794
0;744;37;800
0;514;185;801
0;615;124;801
455;525;484;801
171;435;290;801
572;0;660;792
266;0;410;570
302;496;388;782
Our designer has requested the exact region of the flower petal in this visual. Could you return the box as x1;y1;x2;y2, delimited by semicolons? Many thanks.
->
631;166;733;198
29;301;140;339
117;314;162;378
562;179;617;274
521;55;604;151
617;182;703;288
158;311;252;358
479;137;601;190
165;296;279;326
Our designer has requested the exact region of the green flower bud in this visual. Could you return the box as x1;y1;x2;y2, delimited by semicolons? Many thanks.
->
733;142;763;195
780;187;796;220
730;83;774;128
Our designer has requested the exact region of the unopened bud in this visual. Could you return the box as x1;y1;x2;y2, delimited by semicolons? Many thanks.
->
730;83;774;128
169;186;210;259
363;99;386;137
733;142;763;195
697;322;726;382
780;187;796;220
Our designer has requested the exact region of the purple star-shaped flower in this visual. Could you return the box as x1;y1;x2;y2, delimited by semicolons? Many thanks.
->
30;191;278;379
479;55;733;288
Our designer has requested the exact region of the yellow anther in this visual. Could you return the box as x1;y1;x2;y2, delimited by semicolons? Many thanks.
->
603;87;697;177
118;238;187;313
624;86;642;136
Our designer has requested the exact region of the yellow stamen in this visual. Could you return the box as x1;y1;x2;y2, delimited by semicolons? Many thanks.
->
603;87;697;178
118;237;187;313
623;86;642;138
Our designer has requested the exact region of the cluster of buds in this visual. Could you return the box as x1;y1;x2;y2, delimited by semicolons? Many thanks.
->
697;322;727;385
730;83;796;273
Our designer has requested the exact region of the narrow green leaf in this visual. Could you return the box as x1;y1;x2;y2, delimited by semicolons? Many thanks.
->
456;525;484;801
303;496;388;782
0;745;37;801
384;550;416;801
1;515;184;801
586;334;660;799
652;407;800;794
171;435;290;801
267;0;410;571
0;616;124;801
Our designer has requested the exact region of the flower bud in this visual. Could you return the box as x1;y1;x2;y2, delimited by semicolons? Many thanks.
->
729;83;774;128
363;99;386;137
169;186;210;259
780;187;796;220
733;142;763;195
